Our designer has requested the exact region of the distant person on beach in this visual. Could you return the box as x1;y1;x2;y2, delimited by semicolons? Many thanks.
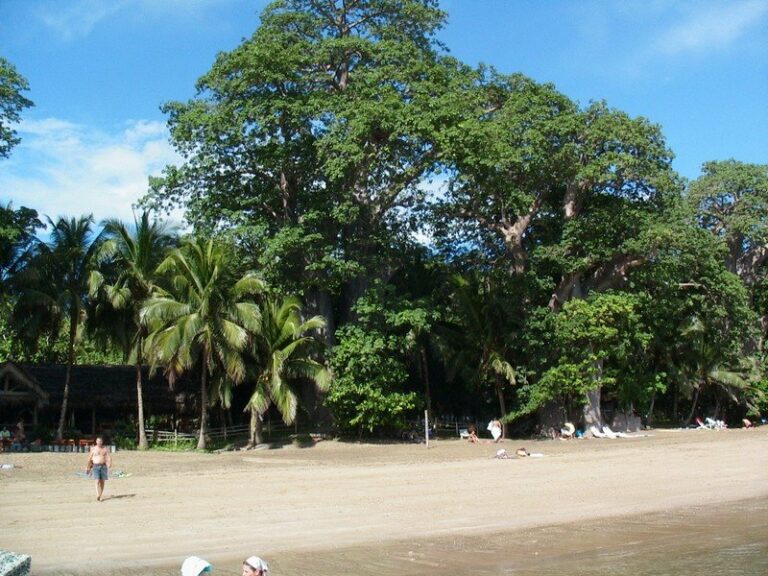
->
242;555;269;576
11;421;25;451
487;418;502;442
181;556;212;576
86;436;112;501
1;426;11;450
466;424;479;443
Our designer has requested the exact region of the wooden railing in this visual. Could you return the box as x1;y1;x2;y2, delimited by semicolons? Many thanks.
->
146;421;307;446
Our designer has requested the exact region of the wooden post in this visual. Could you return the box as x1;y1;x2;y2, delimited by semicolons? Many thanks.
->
424;410;429;449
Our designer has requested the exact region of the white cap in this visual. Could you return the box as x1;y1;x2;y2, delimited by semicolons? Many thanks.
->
181;556;212;576
244;556;269;573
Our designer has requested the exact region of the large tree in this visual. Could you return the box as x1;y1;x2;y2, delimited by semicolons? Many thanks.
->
688;160;768;286
142;238;264;449
435;72;680;426
0;203;42;294
90;212;177;449
0;57;33;159
143;0;464;341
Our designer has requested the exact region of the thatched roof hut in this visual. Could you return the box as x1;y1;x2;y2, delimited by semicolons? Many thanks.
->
1;362;197;434
0;362;50;426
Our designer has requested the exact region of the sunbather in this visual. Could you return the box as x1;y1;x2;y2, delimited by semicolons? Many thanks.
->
560;422;575;439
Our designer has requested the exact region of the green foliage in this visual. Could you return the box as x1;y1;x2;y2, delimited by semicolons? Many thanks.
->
149;438;198;452
0;203;42;292
519;292;650;417
4;4;767;433
245;295;329;445
0;57;34;158
326;285;424;436
142;237;265;449
327;322;417;435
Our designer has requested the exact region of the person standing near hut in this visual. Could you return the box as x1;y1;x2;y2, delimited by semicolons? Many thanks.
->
487;418;503;443
86;436;111;501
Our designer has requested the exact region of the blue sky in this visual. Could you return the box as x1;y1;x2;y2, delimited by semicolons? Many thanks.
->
1;0;766;223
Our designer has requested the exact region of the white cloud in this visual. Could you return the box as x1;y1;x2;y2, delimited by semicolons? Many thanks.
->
0;118;182;225
652;0;768;55
32;0;264;41
34;0;131;41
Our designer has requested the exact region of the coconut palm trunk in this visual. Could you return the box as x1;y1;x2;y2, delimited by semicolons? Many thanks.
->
421;345;432;422
56;320;78;441
495;375;507;439
198;354;209;450
249;409;265;446
136;356;148;450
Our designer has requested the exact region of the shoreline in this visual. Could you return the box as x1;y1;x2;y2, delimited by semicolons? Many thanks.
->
1;428;767;574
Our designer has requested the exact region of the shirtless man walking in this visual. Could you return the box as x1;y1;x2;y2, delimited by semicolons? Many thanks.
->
86;436;111;501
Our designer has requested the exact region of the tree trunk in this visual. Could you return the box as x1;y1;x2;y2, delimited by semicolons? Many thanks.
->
136;362;149;450
496;376;507;440
672;380;679;423
421;345;432;423
647;390;656;428
685;384;701;427
197;361;209;450
306;286;336;349
56;322;78;441
582;386;602;431
249;409;265;446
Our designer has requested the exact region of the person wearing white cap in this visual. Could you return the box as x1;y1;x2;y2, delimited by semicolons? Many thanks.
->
181;556;212;576
242;556;269;576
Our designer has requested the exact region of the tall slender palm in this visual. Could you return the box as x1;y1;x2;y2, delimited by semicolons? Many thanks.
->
246;296;329;446
680;317;761;424
13;215;103;440
90;212;177;449
142;238;264;449
442;275;517;439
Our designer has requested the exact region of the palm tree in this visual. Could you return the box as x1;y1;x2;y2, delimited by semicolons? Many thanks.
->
246;296;329;446
681;317;761;424
142;237;264;449
442;274;518;439
90;212;176;449
13;215;103;440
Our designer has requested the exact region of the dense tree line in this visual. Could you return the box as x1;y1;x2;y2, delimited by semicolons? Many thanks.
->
1;2;767;445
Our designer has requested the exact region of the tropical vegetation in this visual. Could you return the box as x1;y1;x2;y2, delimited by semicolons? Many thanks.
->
1;1;767;447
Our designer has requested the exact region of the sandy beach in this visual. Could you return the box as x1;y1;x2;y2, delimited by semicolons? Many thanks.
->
1;427;767;575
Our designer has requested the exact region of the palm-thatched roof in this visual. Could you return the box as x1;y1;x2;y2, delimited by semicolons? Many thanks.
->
14;363;195;412
0;361;50;408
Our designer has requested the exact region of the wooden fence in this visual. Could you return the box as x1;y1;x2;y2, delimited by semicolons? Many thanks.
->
146;420;312;446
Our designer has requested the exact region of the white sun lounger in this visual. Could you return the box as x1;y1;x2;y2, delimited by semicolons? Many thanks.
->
589;425;607;438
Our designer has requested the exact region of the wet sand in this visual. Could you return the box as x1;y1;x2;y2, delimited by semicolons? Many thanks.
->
1;427;766;574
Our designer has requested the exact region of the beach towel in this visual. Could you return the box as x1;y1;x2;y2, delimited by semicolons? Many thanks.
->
75;470;131;479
